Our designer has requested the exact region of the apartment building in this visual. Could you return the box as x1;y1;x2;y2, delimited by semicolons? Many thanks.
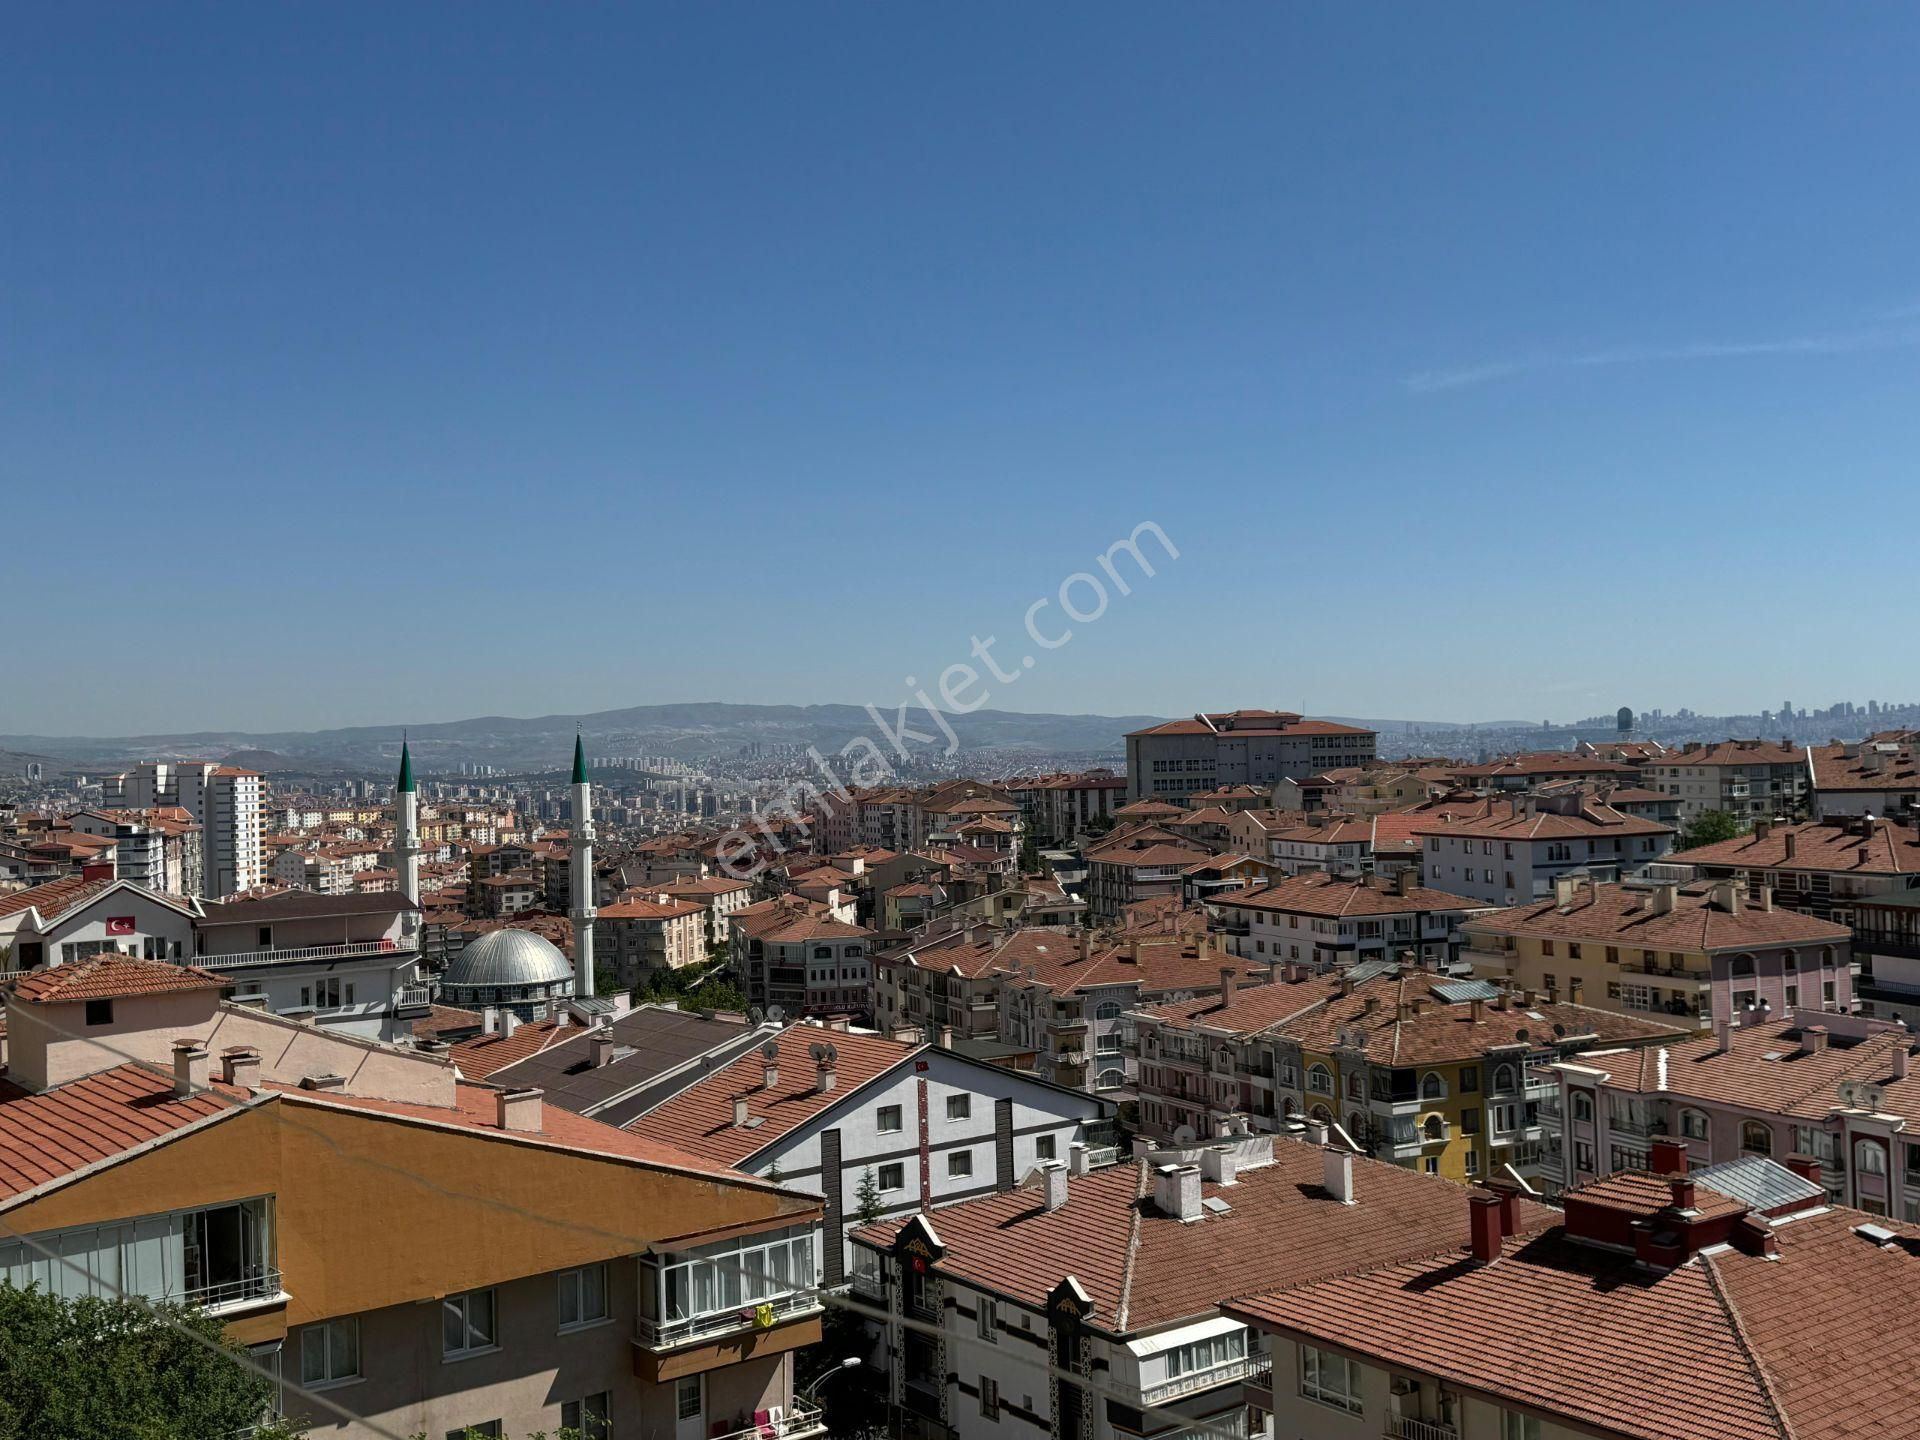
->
1126;710;1378;804
630;1025;1112;1284
1228;1146;1920;1440
730;901;874;1018
595;894;708;985
104;761;264;897
854;1134;1554;1440
0;956;829;1440
1461;877;1854;1031
1005;769;1128;842
1083;829;1209;922
654;873;756;945
1414;792;1675;905
1547;1009;1920;1209
1133;968;1680;1187
192;889;430;1042
1440;751;1641;792
1208;871;1487;972
65;807;203;895
1645;738;1812;821
0;872;200;970
1809;733;1920;817
1668;814;1920;924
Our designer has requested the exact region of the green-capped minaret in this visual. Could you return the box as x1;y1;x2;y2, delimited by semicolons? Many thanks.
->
396;740;415;793
572;733;589;785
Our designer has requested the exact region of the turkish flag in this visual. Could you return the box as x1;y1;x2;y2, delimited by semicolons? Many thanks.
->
106;917;135;936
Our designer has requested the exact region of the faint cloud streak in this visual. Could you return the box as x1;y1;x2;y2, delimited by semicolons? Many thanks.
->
1407;323;1920;393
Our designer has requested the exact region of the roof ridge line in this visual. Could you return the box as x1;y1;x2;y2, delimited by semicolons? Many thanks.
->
1113;1157;1150;1332
1700;1250;1801;1440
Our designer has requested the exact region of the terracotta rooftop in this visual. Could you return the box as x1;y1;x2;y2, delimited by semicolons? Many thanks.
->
857;1143;1554;1332
629;1025;918;1165
10;955;228;1005
1215;872;1485;918
447;1016;588;1080
1466;881;1852;949
1126;712;1374;740
0;874;115;923
1409;795;1674;841
1671;817;1920;877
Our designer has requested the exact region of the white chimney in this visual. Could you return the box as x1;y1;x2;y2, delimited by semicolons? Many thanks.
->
496;1086;543;1132
816;1057;837;1093
590;1032;615;1068
172;1040;210;1098
1040;1161;1069;1212
1069;1142;1090;1176
219;1046;261;1088
733;1094;750;1127
1715;1017;1734;1054
1305;1119;1329;1146
1896;1048;1911;1081
1200;1145;1239;1186
501;1010;520;1038
482;1005;501;1036
1154;1163;1203;1222
1322;1145;1355;1204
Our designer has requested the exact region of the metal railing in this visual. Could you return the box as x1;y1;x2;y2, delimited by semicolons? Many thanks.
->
1386;1417;1460;1440
195;939;404;970
636;1291;820;1351
1139;1352;1266;1406
706;1401;826;1440
183;1268;283;1310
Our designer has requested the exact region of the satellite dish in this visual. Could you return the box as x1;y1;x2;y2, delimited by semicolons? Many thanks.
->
824;1043;839;1063
1172;1123;1198;1144
808;1042;826;1061
749;1006;765;1024
768;1005;785;1024
1515;1028;1530;1042
760;1039;780;1060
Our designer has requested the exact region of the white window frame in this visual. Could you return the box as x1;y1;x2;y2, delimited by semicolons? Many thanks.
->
946;1094;971;1121
557;1262;611;1331
299;1316;360;1388
1300;1342;1362;1414
877;1161;906;1191
948;1150;973;1179
876;1104;904;1134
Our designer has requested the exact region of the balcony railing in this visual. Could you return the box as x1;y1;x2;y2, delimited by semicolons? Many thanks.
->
394;983;432;1010
185;1268;283;1311
636;1292;821;1351
1083;1146;1120;1169
1386;1417;1460;1440
195;939;405;971
1139;1352;1267;1406
1609;1113;1667;1138
707;1401;826;1440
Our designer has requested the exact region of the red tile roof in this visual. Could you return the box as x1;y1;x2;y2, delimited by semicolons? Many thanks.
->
447;1016;587;1080
10;955;228;1005
858;1143;1554;1332
0;873;115;922
0;1064;250;1203
1671;817;1920;877
1465;881;1851;949
1216;872;1485;918
1408;795;1673;841
631;1026;918;1165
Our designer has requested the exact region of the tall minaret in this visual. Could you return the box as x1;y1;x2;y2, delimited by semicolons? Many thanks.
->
395;739;420;908
570;735;597;998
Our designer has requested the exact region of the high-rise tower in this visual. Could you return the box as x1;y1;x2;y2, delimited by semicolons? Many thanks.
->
395;740;420;908
570;735;597;998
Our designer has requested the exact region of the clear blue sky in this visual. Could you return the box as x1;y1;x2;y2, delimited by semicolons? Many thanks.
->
6;5;1918;735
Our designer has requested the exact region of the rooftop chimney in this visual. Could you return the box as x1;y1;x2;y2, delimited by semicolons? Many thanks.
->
1803;1025;1829;1055
1783;1153;1825;1186
732;1094;750;1127
219;1046;261;1089
1784;832;1798;861
1896;1047;1911;1082
1040;1160;1069;1211
1716;1017;1734;1054
1554;875;1579;907
1395;868;1414;897
482;1006;501;1036
1322;1145;1355;1204
1650;1138;1689;1177
496;1086;543;1132
1651;883;1677;916
816;1055;838;1093
1218;966;1236;998
1305;1118;1329;1146
590;1032;615;1068
171;1039;210;1098
762;1054;780;1090
501;1010;520;1039
1153;1163;1203;1222
1201;1145;1239;1186
1469;1192;1503;1263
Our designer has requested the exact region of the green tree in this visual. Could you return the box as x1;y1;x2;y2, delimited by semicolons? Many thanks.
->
1680;809;1743;850
853;1167;885;1226
0;1286;276;1440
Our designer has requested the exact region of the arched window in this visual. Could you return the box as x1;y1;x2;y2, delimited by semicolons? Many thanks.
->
1491;1063;1517;1094
1422;1114;1445;1141
1095;1000;1122;1020
1347;1111;1368;1140
1281;1096;1298;1117
813;946;833;959
1679;1109;1710;1141
1307;1063;1333;1095
1821;947;1836;969
1572;1091;1595;1122
1420;1071;1447;1101
1346;1071;1364;1100
1730;954;1756;979
1310;1104;1333;1125
1741;1121;1773;1156
1097;1068;1126;1091
1856;1138;1887;1176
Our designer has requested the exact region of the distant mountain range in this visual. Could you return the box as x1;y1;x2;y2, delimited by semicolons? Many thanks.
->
1;702;1518;777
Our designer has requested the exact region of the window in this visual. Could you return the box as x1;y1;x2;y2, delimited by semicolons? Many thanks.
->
675;1375;702;1423
946;1094;970;1121
948;1151;973;1178
1572;1092;1594;1122
1741;1121;1773;1157
878;1162;905;1191
562;1393;611;1440
1306;1063;1333;1095
1461;1109;1480;1135
1460;1068;1478;1093
1491;1103;1518;1134
299;1317;360;1387
1300;1342;1361;1414
84;999;113;1028
876;1105;903;1133
1422;1115;1445;1141
1492;1063;1516;1094
1502;1411;1542;1440
1167;1326;1248;1380
1095;1000;1122;1020
1541;942;1555;958
980;1374;999;1418
977;1296;997;1342
558;1263;609;1330
1035;1135;1057;1161
442;1288;497;1358
1420;1072;1446;1101
1856;1139;1888;1176
1679;1109;1710;1141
